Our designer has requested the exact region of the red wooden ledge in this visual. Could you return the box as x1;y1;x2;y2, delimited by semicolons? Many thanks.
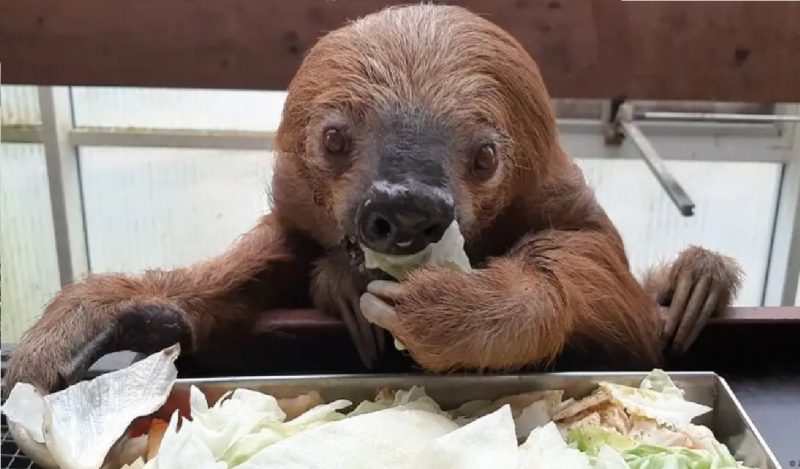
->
251;306;800;336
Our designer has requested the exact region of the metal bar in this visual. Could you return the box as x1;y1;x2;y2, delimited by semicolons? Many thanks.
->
1;120;789;163
620;120;696;216
38;86;89;286
763;105;800;306
69;127;275;150
636;111;800;124
0;125;41;143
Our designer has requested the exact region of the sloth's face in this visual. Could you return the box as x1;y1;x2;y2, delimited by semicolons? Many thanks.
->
305;105;510;257
272;5;558;259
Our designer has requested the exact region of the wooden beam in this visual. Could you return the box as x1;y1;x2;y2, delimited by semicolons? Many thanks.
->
1;1;799;101
247;306;800;338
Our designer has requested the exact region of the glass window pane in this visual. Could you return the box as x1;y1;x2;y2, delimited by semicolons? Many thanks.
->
80;148;779;305
576;159;781;306
72;87;287;131
0;143;61;342
1;85;41;125
79;147;274;273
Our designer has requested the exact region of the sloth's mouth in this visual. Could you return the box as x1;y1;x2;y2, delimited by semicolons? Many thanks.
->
343;235;394;281
344;235;362;257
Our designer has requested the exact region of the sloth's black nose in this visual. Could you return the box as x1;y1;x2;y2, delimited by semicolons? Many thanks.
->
358;181;454;255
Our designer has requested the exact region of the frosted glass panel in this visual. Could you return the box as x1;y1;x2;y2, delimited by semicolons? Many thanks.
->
80;147;275;273
0;144;61;342
1;85;41;124
72;87;287;131
577;159;780;306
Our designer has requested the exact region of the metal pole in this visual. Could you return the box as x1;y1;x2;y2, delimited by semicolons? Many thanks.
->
635;111;800;124
616;104;696;216
39;86;90;286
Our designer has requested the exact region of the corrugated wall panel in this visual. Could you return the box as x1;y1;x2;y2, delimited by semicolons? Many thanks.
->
0;143;61;341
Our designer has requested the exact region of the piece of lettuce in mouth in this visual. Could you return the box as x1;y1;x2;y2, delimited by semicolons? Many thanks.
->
361;220;472;281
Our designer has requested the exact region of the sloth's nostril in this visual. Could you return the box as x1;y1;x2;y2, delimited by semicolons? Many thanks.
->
371;216;393;239
423;223;440;238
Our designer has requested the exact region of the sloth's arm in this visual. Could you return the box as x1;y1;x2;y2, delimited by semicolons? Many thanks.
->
4;214;310;394
362;229;664;371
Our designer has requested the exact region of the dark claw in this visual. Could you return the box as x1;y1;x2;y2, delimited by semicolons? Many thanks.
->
338;298;378;369
675;283;720;354
4;303;190;396
114;304;191;354
670;276;710;354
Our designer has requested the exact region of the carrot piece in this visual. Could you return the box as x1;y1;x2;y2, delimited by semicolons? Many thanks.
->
146;419;169;460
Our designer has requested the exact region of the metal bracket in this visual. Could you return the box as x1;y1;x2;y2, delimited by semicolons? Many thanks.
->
608;101;696;217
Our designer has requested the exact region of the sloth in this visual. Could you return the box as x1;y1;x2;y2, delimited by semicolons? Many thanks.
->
4;4;741;394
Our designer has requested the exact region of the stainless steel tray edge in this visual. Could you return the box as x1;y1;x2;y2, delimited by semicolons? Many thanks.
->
715;374;782;469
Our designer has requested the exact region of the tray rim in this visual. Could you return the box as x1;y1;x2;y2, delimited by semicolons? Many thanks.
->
715;374;781;468
173;370;722;384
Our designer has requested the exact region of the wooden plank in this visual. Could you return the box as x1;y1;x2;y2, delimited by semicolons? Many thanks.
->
1;1;799;101
249;306;800;337
711;306;800;324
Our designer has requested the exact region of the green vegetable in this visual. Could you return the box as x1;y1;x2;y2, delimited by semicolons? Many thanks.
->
362;221;471;280
568;425;637;455
567;423;753;469
639;369;685;399
520;422;592;469
622;444;744;469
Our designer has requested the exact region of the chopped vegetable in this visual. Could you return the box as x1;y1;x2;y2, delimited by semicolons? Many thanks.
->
597;379;712;429
415;406;519;469
519;422;591;469
236;407;458;468
145;420;168;461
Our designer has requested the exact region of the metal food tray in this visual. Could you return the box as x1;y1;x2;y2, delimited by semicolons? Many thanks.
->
4;372;781;469
172;371;780;469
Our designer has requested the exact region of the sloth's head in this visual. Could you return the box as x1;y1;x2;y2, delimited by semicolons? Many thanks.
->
273;5;563;258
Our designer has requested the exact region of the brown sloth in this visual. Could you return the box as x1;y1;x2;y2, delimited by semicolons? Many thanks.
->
4;4;741;394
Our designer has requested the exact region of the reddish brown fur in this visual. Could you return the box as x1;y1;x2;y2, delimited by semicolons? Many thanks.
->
5;5;741;393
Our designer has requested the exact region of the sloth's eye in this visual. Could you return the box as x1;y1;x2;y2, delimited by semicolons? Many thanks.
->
473;143;498;175
323;128;348;155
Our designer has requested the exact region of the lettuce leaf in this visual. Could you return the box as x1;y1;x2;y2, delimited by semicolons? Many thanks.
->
519;422;592;469
237;407;458;468
569;425;753;469
622;444;734;469
348;386;444;418
639;369;685;399
362;221;471;281
594;445;630;469
146;411;225;469
221;400;350;466
568;425;637;456
598;375;711;429
413;406;519;469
